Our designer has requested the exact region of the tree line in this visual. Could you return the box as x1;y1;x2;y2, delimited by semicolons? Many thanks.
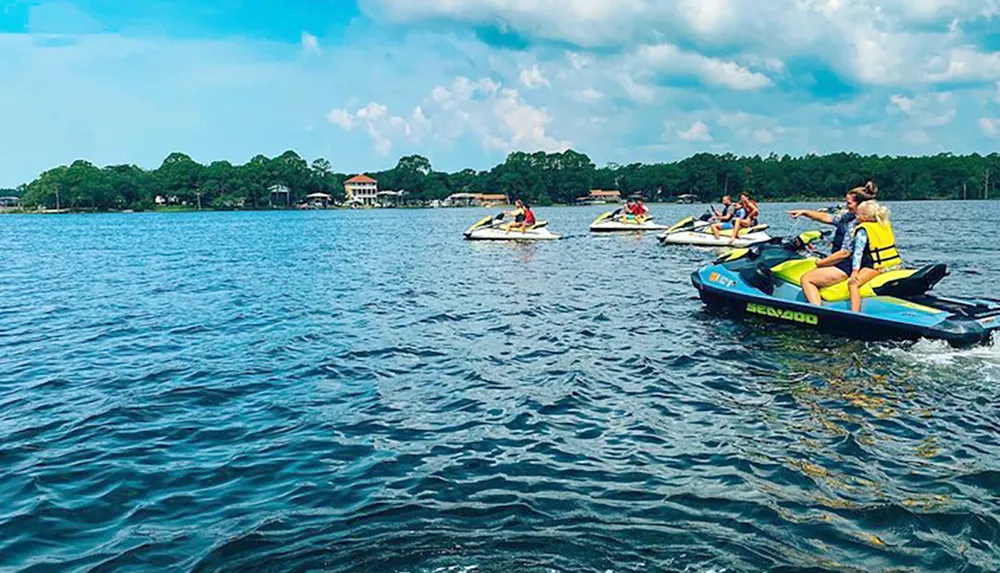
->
8;149;998;211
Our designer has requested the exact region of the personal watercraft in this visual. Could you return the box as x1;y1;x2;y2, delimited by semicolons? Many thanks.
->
659;214;771;247
691;232;1000;346
463;213;560;241
589;209;670;232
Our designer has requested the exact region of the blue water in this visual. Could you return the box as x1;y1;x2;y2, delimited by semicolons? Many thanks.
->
1;202;998;572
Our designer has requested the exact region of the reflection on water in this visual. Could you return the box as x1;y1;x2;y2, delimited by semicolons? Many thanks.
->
0;202;997;572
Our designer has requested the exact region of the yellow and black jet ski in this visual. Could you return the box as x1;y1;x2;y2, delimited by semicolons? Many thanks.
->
691;232;1000;346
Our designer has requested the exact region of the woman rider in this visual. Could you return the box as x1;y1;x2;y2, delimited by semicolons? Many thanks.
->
848;200;901;312
729;192;759;240
787;181;877;306
630;198;649;224
506;199;536;232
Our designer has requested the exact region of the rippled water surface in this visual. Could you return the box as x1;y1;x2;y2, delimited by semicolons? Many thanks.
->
2;202;998;572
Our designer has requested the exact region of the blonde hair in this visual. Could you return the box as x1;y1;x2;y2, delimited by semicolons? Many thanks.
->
857;200;889;225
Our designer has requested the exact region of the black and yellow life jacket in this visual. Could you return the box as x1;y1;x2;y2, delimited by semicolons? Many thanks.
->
856;221;901;270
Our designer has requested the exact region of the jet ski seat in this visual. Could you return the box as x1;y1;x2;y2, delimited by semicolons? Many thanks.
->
769;258;933;302
710;223;769;238
499;221;548;231
872;264;946;297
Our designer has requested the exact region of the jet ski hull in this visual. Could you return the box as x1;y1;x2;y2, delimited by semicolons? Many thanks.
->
660;230;772;248
691;250;1000;346
589;220;670;232
464;227;560;241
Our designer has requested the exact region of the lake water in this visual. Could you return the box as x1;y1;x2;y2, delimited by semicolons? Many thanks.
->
1;201;998;572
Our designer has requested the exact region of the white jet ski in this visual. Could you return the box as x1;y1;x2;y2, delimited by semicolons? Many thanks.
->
658;215;771;248
463;213;561;241
588;210;671;232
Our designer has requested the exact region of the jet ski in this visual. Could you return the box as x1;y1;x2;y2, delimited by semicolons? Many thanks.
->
589;209;670;232
463;213;560;241
691;232;1000;346
659;213;771;248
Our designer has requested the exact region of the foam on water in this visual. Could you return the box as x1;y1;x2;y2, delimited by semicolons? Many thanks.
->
877;333;1000;383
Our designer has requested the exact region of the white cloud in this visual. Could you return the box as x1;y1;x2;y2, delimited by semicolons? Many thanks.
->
754;128;775;144
924;47;1000;82
677;120;713;142
567;51;594;70
618;73;656;102
327;102;416;155
341;76;571;155
301;31;320;54
519;64;550;89
492;88;570;151
980;117;1000;136
411;106;431;131
718;111;755;128
356;102;388;120
364;0;1000;88
576;87;604;102
902;129;932;144
636;43;772;90
887;92;957;127
326;108;355;130
858;124;884;138
888;94;915;114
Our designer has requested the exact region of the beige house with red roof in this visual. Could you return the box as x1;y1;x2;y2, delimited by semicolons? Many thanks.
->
344;174;378;206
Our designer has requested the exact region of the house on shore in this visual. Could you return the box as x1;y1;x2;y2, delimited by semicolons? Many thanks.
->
269;184;291;206
442;193;509;207
345;174;378;207
576;189;621;204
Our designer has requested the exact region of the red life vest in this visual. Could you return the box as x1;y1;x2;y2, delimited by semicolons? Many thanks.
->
523;208;536;225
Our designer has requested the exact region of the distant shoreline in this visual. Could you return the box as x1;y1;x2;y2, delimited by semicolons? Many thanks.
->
3;196;994;215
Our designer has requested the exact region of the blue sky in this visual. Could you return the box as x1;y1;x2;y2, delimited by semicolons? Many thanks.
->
2;0;1000;186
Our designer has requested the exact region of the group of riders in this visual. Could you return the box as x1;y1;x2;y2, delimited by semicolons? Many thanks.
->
706;192;760;241
707;182;899;312
502;181;898;313
504;197;650;231
788;181;898;312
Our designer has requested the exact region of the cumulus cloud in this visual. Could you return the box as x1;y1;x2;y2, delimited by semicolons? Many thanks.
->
677;121;713;142
519;64;550;89
754;128;775;144
327;75;571;156
902;129;932;145
575;88;604;103
327;102;419;156
636;43;773;90
300;31;320;54
887;92;957;127
567;51;594;70
428;77;570;152
980;118;1000;136
326;108;355;129
363;0;1000;88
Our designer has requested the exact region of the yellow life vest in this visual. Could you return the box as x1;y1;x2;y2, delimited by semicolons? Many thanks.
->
856;221;901;270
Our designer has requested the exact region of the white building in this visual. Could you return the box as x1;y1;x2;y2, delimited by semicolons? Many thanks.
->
344;174;378;206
